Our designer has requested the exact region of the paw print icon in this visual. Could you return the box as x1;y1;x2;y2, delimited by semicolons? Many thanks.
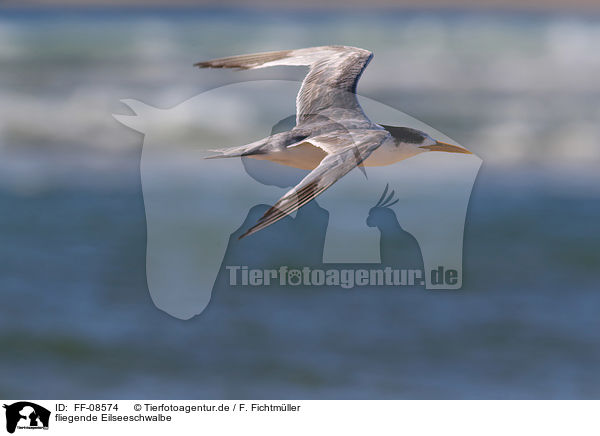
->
287;270;302;286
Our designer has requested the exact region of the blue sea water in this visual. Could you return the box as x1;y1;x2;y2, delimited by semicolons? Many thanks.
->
0;8;599;398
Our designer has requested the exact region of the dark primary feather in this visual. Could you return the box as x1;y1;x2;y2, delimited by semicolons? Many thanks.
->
194;49;293;70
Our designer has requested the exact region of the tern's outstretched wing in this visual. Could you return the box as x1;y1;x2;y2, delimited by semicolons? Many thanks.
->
195;45;373;125
239;130;390;239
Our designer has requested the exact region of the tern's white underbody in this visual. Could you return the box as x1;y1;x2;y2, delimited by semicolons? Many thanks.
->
248;139;424;170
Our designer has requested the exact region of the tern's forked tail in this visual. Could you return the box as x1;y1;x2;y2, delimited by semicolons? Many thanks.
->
204;130;305;160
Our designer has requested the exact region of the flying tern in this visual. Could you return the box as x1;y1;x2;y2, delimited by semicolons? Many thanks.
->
196;45;471;239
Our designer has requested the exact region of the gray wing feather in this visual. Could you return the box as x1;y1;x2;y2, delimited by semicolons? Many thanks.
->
195;45;373;125
239;130;390;239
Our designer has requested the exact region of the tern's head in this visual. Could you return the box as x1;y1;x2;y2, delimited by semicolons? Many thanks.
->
381;125;471;154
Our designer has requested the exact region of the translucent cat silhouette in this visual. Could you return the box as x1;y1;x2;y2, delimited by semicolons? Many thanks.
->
114;80;482;320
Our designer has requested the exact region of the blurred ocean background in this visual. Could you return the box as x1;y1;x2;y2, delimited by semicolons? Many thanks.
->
1;7;600;398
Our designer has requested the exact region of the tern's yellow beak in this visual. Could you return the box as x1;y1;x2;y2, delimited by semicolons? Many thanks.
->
420;141;472;154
